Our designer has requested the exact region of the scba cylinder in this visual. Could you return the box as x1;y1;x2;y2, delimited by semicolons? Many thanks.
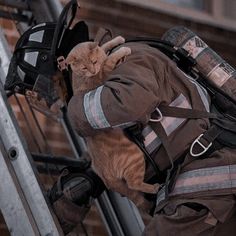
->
162;26;236;101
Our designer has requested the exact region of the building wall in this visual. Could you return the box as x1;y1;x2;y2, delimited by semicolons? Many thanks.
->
77;0;236;66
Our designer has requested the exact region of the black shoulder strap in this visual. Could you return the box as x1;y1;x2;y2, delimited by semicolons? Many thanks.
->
124;124;162;179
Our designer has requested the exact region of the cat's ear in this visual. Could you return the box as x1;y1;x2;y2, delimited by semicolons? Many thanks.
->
65;54;75;65
89;42;99;50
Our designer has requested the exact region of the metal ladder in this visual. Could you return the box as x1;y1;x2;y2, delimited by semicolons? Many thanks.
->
0;1;145;235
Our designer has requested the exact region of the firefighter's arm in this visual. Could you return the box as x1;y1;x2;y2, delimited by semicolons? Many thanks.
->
67;50;161;137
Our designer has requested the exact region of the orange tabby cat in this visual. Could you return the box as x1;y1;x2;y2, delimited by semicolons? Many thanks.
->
66;37;159;210
67;36;131;93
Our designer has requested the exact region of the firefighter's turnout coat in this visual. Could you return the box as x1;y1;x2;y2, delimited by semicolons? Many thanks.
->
68;43;236;235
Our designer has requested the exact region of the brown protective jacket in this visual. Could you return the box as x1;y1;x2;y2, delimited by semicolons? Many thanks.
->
68;42;211;175
68;42;236;235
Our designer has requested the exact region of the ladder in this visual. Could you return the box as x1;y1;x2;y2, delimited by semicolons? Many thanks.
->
0;1;145;235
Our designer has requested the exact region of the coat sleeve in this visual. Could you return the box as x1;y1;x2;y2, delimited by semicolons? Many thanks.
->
67;45;163;137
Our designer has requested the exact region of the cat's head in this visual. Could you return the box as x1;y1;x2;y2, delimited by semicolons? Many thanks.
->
66;42;107;77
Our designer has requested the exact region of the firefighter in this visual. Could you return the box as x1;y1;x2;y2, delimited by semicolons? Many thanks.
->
66;38;236;236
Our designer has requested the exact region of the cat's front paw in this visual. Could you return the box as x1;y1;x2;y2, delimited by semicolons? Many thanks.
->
153;183;160;193
114;36;126;45
119;46;131;56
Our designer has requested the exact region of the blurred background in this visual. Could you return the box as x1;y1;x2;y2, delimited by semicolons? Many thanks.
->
0;0;235;235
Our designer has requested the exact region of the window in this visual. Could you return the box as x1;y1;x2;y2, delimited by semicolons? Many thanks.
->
223;0;236;20
118;0;236;30
161;0;206;11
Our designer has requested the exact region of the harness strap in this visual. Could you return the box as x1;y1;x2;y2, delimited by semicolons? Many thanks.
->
150;105;229;197
212;117;236;132
156;164;236;208
149;121;177;196
159;105;236;132
190;125;223;157
154;105;236;158
158;105;217;119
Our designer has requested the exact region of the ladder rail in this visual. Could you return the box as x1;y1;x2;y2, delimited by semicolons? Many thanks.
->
0;26;63;235
0;137;40;236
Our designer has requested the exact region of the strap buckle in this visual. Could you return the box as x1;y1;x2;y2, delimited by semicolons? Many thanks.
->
150;107;163;122
190;134;212;157
57;56;68;71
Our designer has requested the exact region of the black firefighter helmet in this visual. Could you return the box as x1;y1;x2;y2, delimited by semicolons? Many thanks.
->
5;0;89;112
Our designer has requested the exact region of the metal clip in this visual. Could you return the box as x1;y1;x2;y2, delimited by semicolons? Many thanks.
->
150;107;163;122
57;56;68;71
190;134;212;157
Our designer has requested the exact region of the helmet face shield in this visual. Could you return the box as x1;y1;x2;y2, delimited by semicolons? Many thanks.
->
25;72;68;119
33;74;59;107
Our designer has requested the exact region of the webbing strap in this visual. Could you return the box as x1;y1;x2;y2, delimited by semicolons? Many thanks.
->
158;105;236;133
154;104;235;157
150;121;176;197
158;105;217;119
124;124;162;178
156;164;236;207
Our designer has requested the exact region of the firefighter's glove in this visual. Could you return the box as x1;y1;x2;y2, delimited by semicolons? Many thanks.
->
48;164;105;234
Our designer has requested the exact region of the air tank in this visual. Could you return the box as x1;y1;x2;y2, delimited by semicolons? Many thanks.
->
162;26;236;101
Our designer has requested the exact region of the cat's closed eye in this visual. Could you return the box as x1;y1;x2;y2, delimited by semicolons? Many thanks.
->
81;65;87;71
71;61;79;66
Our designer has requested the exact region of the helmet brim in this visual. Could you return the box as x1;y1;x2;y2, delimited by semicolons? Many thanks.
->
51;0;83;58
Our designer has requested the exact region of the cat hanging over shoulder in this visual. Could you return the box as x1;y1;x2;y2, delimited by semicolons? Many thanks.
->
66;36;159;210
67;36;130;93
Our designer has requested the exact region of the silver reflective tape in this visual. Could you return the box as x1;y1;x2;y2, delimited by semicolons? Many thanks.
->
83;86;110;129
17;66;25;81
24;51;39;67
84;91;97;128
142;125;161;154
180;69;210;112
156;165;236;208
113;121;136;128
156;186;166;207
171;165;236;196
29;30;44;43
32;23;46;29
193;82;210;112
161;94;191;136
